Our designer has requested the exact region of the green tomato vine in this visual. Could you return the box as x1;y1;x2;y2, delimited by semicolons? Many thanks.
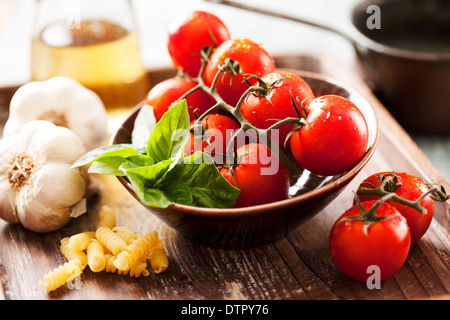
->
176;46;308;177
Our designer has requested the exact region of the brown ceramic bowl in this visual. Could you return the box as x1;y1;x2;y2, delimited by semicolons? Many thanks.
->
111;70;379;248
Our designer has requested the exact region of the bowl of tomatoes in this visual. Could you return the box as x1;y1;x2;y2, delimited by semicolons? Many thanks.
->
103;11;379;248
109;66;378;247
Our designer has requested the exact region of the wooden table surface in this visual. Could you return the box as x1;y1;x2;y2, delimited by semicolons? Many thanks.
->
0;53;448;300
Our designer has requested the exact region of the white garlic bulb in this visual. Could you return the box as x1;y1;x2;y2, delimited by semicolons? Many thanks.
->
3;76;108;151
0;120;89;232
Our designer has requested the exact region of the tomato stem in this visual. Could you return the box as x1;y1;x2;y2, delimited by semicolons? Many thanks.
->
175;49;305;177
425;182;449;202
339;192;398;235
357;174;448;214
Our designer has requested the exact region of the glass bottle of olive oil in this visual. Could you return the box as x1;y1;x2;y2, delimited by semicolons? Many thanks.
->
30;1;150;111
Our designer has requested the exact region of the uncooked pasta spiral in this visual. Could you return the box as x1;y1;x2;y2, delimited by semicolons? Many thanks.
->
68;231;95;252
60;237;88;270
128;258;150;278
39;261;82;292
95;226;127;256
105;254;149;277
97;205;116;229
104;254;118;274
113;232;158;271
87;239;106;272
147;239;169;274
113;226;138;244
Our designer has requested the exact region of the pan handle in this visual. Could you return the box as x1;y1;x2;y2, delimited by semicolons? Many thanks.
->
204;0;356;43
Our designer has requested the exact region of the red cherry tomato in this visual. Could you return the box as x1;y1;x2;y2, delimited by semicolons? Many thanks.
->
240;71;315;145
220;143;290;208
329;199;411;282
356;171;434;244
167;11;231;77
145;77;216;122
289;95;369;176
184;114;240;165
204;38;275;107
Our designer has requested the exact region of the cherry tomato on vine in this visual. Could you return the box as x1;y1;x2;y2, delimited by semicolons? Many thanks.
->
167;11;231;77
184;113;240;164
329;199;411;282
145;76;216;122
289;95;369;176
204;38;275;107
240;71;315;145
356;171;434;244
220;143;290;208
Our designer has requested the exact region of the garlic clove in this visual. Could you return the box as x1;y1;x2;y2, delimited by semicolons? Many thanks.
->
63;88;108;150
48;77;108;150
29;162;87;209
17;196;73;233
4;81;48;128
24;121;87;164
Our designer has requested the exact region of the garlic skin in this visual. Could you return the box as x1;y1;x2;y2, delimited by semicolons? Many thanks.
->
0;120;89;232
3;77;108;151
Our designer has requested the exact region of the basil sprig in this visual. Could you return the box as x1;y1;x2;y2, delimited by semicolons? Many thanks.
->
72;100;240;208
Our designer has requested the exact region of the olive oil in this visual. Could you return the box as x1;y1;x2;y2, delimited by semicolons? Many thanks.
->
31;20;150;110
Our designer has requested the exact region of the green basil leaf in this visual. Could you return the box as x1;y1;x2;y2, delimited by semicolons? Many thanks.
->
88;156;128;176
120;159;173;183
127;154;156;166
131;105;157;150
72;144;136;168
164;152;240;208
146;99;190;162
125;171;174;208
160;180;193;206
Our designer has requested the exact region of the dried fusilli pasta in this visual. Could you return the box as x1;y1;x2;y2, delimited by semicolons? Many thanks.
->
95;226;128;256
40;205;169;293
147;237;169;274
104;254;118;274
128;258;150;278
87;239;106;272
39;261;82;292
97;205;116;229
113;226;138;244
60;237;88;270
68;231;95;252
113;232;158;271
105;254;150;278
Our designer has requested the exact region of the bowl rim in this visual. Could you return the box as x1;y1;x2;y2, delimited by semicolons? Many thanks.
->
111;69;379;217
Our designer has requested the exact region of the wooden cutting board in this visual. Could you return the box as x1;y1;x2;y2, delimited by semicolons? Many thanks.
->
0;52;448;300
